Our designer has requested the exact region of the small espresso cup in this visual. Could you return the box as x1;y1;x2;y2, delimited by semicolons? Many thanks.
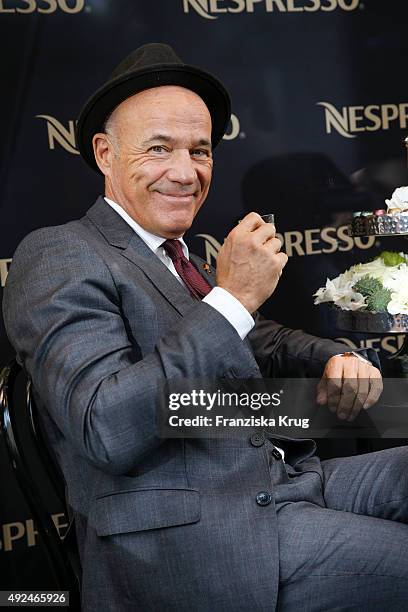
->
260;213;275;225
236;213;275;226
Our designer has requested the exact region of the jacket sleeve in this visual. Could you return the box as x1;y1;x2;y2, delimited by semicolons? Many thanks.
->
248;311;380;377
2;228;260;476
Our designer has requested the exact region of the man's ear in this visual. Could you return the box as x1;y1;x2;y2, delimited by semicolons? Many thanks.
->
92;133;114;176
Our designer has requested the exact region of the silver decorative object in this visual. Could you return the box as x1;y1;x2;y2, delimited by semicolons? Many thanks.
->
334;308;408;334
349;214;408;237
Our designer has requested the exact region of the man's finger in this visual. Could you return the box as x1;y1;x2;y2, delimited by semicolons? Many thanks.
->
275;252;289;274
335;356;368;420
237;211;265;231
316;377;328;405
263;237;283;253
364;369;383;409
343;359;371;421
336;378;358;420
254;223;277;245
323;356;344;413
345;365;370;421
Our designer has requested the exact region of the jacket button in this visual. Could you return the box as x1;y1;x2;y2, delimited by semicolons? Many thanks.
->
256;491;272;506
271;448;282;461
250;433;265;447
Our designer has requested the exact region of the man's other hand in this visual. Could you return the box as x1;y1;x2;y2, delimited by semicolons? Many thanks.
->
316;353;383;421
216;212;288;313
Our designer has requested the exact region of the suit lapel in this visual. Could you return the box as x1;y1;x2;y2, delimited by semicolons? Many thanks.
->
86;196;134;249
86;197;196;316
121;235;196;316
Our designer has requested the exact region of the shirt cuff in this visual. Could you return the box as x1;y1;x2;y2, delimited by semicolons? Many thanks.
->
202;287;255;340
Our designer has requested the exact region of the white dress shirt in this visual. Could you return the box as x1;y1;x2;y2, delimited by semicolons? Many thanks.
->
104;198;255;340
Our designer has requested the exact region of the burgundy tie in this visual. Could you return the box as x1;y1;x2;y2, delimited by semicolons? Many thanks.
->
163;239;212;300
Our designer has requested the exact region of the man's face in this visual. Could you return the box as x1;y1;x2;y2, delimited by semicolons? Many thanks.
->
94;86;213;238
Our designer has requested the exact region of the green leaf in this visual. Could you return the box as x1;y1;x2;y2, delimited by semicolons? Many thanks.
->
366;287;392;312
353;275;383;298
380;251;406;267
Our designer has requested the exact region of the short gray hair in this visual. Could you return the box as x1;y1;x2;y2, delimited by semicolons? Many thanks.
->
102;111;120;155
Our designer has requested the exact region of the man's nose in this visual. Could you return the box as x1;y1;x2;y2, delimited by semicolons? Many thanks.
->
166;149;197;185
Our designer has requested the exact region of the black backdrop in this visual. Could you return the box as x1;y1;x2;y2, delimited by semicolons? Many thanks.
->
1;0;407;590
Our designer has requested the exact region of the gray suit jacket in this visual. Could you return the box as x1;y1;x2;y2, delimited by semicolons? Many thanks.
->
3;197;358;611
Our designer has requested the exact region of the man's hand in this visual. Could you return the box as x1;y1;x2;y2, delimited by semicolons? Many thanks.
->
216;212;288;313
316;353;383;421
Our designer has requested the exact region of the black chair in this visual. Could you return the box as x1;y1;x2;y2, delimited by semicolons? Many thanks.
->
0;359;81;604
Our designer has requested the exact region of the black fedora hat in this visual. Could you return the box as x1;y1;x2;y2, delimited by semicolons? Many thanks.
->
76;42;231;173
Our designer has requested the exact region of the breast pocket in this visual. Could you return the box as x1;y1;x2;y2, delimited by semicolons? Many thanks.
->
89;487;200;536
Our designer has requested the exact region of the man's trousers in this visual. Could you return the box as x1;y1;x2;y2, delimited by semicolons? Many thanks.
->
272;445;408;611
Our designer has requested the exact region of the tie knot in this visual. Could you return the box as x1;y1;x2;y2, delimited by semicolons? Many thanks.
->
163;239;184;262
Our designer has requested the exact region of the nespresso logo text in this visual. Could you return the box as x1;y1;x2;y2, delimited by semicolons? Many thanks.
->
197;226;375;266
337;334;406;356
36;115;79;155
183;0;360;19
318;101;408;138
0;514;67;552
0;259;12;287
37;113;241;154
0;0;84;13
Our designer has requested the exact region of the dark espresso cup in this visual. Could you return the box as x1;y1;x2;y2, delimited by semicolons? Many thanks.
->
260;213;275;225
236;213;275;227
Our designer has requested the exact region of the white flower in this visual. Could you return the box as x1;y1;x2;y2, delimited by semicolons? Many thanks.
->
334;290;367;311
314;276;367;311
314;255;408;313
351;260;397;285
382;263;408;292
387;286;408;315
385;186;408;211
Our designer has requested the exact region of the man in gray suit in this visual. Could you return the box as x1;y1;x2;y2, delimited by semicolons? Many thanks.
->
3;43;408;611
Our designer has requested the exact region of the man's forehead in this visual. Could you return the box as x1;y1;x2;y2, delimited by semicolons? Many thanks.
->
113;87;212;139
120;85;211;116
141;132;212;148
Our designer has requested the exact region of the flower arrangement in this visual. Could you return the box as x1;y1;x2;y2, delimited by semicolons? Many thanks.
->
314;251;408;315
385;186;408;213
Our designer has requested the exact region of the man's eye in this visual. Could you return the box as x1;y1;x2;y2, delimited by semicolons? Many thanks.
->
192;149;210;157
150;145;167;153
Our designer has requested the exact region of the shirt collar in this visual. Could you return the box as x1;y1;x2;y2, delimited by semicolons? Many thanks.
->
104;197;189;259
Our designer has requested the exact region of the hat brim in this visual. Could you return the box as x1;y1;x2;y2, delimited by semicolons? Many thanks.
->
76;64;231;173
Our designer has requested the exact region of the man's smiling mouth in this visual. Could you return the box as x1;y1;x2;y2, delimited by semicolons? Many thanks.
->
156;192;196;200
